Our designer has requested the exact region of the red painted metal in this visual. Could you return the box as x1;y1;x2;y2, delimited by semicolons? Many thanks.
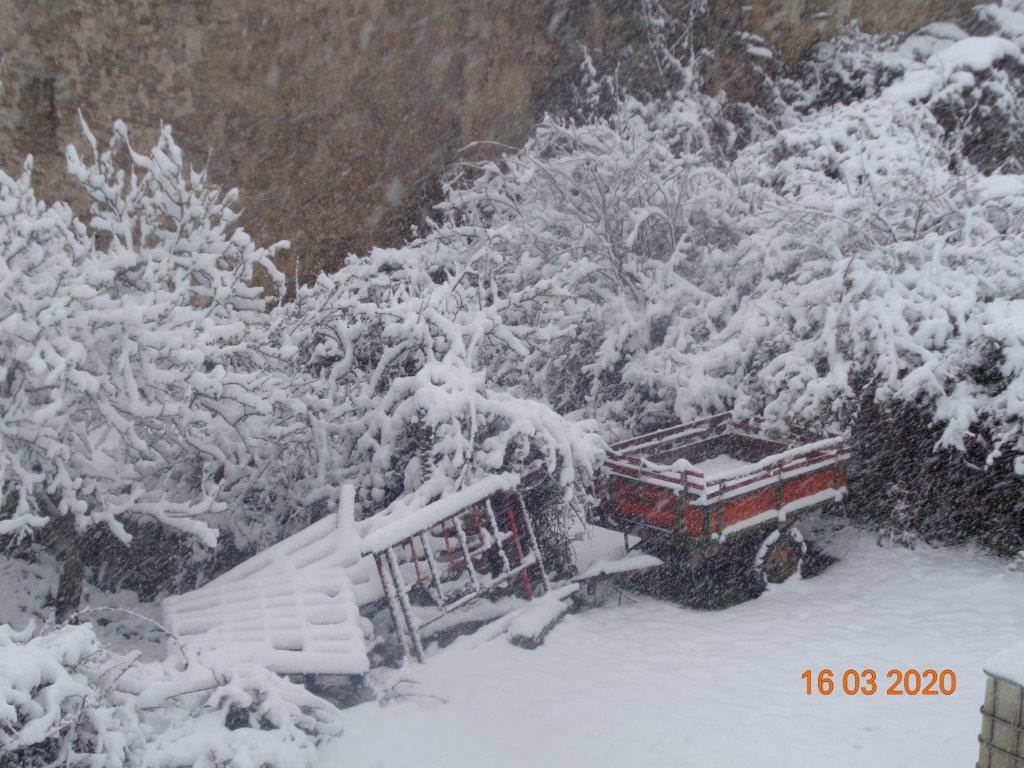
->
502;498;534;598
408;536;424;584
602;413;848;549
366;488;550;662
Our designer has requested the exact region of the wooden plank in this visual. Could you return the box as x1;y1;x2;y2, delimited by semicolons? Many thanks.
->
507;585;580;650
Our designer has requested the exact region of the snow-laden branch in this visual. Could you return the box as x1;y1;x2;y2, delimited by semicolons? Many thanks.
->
0;120;294;551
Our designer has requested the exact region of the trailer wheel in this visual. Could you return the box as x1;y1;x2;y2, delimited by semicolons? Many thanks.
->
754;527;807;585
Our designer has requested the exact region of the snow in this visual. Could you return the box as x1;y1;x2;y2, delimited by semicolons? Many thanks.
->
692;453;752;477
570;521;634;563
321;522;1024;767
882;68;944;102
985;640;1024;686
976;173;1024;202
932;35;1022;73
506;584;579;643
360;473;520;555
575;553;663;581
884;34;1023;102
162;488;371;676
979;4;1024;43
0;554;168;660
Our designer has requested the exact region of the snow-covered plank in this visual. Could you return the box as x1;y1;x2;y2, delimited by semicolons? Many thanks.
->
161;486;371;676
185;485;383;606
163;565;369;676
574;553;663;582
507;584;579;649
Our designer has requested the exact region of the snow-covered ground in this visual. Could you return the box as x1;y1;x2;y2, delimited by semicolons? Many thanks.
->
0;554;167;659
322;521;1024;767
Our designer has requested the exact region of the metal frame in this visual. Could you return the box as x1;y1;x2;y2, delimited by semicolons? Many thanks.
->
368;490;550;662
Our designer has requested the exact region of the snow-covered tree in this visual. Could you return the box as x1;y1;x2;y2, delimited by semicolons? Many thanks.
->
378;5;1024;551
424;89;748;434
273;243;604;519
0;119;289;617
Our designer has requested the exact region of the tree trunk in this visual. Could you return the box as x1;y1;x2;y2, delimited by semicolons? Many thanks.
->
55;551;84;623
49;513;84;624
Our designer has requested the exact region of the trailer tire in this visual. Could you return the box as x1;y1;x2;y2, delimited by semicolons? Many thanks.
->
754;526;806;585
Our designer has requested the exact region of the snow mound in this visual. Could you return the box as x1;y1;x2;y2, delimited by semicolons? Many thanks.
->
0;622;343;768
884;33;1023;102
692;453;753;478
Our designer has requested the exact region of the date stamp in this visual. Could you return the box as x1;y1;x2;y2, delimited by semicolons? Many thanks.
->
801;668;957;696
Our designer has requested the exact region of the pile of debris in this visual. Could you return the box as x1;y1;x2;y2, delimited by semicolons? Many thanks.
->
163;478;661;679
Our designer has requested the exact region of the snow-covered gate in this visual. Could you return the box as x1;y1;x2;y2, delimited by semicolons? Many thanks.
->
162;486;375;677
361;474;551;662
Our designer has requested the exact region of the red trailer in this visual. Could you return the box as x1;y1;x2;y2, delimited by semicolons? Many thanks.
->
598;412;848;601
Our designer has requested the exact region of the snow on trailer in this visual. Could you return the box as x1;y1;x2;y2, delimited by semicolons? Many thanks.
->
162;486;373;676
361;473;552;662
600;412;848;587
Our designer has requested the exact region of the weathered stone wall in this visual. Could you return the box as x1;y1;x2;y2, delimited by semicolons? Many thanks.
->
0;0;569;279
711;0;973;63
0;0;976;280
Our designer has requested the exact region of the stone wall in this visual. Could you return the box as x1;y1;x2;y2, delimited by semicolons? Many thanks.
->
711;0;973;63
0;0;976;280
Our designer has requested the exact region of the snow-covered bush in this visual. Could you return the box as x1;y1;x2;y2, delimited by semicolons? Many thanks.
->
0;119;293;614
787;10;1024;173
848;396;1024;552
0;622;343;768
0;622;146;767
274;244;604;516
691;96;1024;451
783;25;912;110
385;7;1024;553
425;92;747;433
